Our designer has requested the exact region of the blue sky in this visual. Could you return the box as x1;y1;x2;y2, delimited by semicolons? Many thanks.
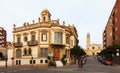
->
0;0;116;48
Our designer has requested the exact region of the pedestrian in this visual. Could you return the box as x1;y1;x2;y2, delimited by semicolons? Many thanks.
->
74;55;76;64
78;56;83;68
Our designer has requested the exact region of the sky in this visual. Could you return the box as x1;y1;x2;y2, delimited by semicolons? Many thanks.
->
0;0;116;48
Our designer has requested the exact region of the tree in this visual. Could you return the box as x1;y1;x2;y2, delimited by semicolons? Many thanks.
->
99;44;120;56
70;45;86;57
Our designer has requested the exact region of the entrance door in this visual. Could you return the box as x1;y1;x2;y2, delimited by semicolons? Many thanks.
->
54;48;60;60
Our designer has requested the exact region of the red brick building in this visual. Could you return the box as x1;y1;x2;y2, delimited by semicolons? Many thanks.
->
0;27;6;47
103;0;120;48
112;0;120;44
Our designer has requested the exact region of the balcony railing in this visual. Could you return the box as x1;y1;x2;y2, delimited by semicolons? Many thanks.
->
14;42;23;47
27;41;38;46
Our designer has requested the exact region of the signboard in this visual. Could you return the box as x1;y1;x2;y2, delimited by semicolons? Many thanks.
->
48;53;53;57
55;61;63;67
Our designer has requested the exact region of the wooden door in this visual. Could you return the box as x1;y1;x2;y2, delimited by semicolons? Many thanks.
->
54;48;60;60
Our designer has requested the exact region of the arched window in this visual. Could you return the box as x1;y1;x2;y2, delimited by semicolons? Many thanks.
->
66;36;69;44
28;48;32;55
24;36;28;42
41;33;47;41
31;35;35;42
24;48;27;55
17;37;21;43
16;49;22;58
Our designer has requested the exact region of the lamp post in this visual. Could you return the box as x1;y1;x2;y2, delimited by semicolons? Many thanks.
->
5;56;8;68
116;49;119;65
31;57;33;68
5;46;8;68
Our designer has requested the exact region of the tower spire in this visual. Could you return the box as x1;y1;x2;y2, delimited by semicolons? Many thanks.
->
41;9;51;22
86;33;90;48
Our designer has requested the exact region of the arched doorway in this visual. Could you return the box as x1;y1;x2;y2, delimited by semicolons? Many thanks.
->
54;48;60;60
0;52;3;59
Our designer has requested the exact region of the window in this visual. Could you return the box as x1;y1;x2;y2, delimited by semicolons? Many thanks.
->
16;60;19;65
16;49;22;58
24;48;27;55
28;48;32;55
110;32;112;37
92;47;95;49
16;60;21;65
54;32;62;44
31;35;35;42
40;48;48;58
66;36;69;44
30;60;32;64
17;37;21;43
24;36;28;42
45;60;48;63
115;18;118;23
41;33;47;41
115;8;117;13
116;27;118;31
98;47;100;49
33;60;36;64
40;60;43;63
71;40;73;47
65;49;70;58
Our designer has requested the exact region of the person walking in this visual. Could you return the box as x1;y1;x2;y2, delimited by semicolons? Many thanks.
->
78;56;83;68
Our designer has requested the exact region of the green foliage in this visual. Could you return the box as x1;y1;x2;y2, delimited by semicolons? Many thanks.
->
47;56;51;60
70;45;86;57
47;56;56;66
99;44;120;56
48;61;55;66
61;55;67;65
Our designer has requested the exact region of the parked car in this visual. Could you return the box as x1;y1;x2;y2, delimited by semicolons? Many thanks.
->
104;60;113;65
97;56;112;65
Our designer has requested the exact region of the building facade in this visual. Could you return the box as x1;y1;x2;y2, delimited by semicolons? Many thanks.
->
0;27;6;47
85;33;102;56
12;9;78;66
0;27;6;59
103;0;120;49
103;16;113;49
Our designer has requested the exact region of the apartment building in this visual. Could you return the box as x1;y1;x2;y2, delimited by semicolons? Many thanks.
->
0;27;6;47
103;0;120;49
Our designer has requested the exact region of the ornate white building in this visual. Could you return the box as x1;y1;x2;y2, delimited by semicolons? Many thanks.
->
8;9;78;66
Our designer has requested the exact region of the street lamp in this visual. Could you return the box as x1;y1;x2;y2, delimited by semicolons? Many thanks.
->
5;46;8;68
5;56;8;68
31;57;33;68
116;49;119;65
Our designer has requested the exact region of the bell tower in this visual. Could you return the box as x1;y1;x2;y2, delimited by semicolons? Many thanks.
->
41;9;51;22
86;33;90;48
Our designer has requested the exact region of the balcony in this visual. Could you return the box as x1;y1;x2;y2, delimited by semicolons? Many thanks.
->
14;42;23;47
27;41;38;46
50;43;65;48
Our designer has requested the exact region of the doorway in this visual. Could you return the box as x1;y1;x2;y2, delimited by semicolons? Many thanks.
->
54;48;60;60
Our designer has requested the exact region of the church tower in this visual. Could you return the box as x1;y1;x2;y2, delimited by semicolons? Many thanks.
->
86;33;90;48
41;9;51;22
